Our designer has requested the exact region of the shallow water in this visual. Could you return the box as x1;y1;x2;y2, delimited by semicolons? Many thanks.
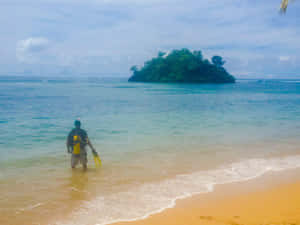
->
1;77;300;225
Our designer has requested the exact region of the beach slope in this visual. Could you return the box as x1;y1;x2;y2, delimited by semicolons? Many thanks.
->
115;170;300;225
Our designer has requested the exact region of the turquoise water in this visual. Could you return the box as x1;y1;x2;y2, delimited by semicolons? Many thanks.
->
1;77;300;225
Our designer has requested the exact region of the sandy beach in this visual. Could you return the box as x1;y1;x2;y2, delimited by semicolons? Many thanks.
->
115;168;300;225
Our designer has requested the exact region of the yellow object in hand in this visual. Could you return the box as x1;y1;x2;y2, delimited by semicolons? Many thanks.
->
93;153;102;168
87;140;102;168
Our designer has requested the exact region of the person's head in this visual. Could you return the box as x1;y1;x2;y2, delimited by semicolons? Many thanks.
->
74;119;81;129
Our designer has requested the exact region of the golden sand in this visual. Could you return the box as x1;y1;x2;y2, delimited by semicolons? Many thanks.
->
115;169;300;225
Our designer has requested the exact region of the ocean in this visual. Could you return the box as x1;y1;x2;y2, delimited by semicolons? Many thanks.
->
1;76;300;225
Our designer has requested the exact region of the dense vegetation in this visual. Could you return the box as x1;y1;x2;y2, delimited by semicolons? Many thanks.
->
128;49;235;83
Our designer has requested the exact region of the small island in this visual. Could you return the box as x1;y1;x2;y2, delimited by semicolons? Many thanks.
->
128;49;235;83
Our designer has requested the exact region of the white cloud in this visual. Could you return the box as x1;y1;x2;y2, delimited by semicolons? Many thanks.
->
279;55;291;62
16;37;50;63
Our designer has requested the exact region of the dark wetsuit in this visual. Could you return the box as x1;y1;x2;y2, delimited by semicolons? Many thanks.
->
67;128;88;167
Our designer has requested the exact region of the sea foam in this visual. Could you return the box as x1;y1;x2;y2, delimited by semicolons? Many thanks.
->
55;155;300;225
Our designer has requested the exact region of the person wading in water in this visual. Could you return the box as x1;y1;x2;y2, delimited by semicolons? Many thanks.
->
66;119;97;171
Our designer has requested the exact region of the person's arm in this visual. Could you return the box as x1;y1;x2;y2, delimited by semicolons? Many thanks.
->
86;138;98;155
83;130;98;155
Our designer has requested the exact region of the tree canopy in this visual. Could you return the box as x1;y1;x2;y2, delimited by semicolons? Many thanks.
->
211;56;225;67
128;49;235;83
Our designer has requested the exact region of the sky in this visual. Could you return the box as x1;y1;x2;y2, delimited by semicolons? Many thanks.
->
0;0;300;78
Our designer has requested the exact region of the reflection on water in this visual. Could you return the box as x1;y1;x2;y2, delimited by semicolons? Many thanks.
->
68;170;89;201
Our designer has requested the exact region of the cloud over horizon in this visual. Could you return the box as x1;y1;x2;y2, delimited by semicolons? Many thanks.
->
16;37;50;63
1;0;300;78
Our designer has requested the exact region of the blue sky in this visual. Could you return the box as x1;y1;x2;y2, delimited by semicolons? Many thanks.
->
1;0;300;78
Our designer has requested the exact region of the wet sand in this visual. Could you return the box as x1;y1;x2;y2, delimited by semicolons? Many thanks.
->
114;168;300;225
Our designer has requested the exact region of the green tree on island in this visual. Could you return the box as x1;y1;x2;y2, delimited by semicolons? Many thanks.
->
211;56;225;67
128;49;235;83
130;65;138;73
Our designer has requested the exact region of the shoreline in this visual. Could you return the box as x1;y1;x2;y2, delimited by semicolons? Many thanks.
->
51;155;300;225
3;155;300;225
113;167;300;225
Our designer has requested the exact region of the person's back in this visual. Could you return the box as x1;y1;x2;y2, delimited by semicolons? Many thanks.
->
68;127;88;151
67;120;89;170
